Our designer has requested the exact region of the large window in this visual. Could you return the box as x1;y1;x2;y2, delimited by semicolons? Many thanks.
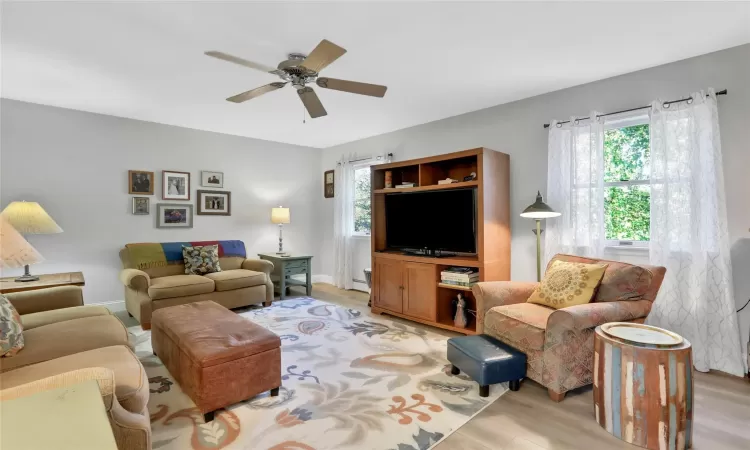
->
353;166;371;236
603;119;650;246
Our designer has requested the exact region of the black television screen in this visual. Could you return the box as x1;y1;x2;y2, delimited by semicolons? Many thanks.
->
385;188;477;254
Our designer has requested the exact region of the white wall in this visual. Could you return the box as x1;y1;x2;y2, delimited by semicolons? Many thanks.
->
0;99;323;306
320;44;750;354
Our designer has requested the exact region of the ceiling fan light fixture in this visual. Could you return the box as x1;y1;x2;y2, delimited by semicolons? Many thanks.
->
205;39;388;118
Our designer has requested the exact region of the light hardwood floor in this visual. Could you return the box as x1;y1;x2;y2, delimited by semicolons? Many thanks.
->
120;283;750;449
305;283;750;450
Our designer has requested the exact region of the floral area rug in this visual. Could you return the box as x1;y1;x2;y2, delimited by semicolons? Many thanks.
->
129;298;506;450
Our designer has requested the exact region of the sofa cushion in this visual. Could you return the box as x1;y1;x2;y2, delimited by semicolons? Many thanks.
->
528;260;608;309
484;303;554;351
21;305;111;330
148;275;215;300
548;254;658;302
204;269;266;292
0;295;24;357
0;345;147;414
0;315;129;373
182;245;221;275
595;263;654;302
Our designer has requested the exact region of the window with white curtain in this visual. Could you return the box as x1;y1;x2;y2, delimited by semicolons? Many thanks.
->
603;114;650;248
352;165;371;236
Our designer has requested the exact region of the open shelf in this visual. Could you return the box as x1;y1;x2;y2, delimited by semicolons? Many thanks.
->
435;317;477;335
437;283;475;291
373;251;481;268
373;180;478;194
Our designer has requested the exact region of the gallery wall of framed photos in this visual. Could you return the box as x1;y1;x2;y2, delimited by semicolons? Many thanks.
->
128;169;231;228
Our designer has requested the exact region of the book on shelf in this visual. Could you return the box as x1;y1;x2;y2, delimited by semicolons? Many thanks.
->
442;267;476;274
437;178;458;185
441;274;479;282
441;266;479;282
440;279;477;288
395;183;416;188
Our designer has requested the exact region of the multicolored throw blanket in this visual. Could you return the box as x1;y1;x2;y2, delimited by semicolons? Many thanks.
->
125;240;246;270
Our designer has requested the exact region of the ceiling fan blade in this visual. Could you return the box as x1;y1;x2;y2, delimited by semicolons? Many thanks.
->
205;51;282;75
299;39;346;73
226;82;287;103
297;87;327;118
316;77;387;98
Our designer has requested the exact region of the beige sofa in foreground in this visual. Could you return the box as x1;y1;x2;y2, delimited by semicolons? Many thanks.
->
0;286;151;450
119;241;274;329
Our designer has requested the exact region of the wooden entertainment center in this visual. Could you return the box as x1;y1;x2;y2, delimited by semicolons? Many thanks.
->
370;147;510;335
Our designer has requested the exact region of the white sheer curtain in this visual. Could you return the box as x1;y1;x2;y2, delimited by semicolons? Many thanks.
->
544;112;606;264
646;89;745;376
333;157;355;290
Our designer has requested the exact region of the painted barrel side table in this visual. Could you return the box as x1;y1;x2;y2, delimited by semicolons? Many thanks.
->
593;323;693;450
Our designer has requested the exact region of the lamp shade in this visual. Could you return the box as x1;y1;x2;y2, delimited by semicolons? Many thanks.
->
1;201;63;234
0;216;44;269
271;207;290;224
520;191;561;219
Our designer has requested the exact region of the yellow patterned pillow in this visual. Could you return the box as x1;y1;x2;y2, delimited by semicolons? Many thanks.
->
527;260;608;309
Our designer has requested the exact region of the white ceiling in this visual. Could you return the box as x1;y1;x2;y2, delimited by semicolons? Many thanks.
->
2;2;749;149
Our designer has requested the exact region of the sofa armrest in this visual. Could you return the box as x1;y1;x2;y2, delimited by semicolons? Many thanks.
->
119;269;150;291
0;367;115;411
242;258;274;275
5;286;84;315
472;281;539;333
547;299;653;332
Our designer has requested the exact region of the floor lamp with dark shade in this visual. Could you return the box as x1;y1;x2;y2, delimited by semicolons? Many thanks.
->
520;191;560;282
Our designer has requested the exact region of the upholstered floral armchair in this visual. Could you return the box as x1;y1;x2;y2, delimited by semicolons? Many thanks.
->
472;254;666;401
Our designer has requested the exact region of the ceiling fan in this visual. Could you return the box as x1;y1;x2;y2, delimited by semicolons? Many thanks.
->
205;39;387;119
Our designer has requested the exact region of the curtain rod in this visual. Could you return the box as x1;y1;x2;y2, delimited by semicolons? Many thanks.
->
543;89;727;129
338;153;393;165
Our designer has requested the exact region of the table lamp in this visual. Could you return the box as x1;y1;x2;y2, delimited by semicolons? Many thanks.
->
271;206;290;255
0;201;62;281
520;191;560;282
0;216;45;279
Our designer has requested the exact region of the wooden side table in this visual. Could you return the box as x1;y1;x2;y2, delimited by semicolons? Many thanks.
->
258;254;313;300
0;271;85;294
593;323;693;450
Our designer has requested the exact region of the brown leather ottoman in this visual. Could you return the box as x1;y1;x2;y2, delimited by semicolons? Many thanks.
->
151;300;281;422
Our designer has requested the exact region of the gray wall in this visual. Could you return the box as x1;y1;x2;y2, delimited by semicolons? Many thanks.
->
320;44;750;352
0;100;323;306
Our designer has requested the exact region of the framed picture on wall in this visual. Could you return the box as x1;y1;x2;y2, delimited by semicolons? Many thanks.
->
162;170;190;201
197;190;231;216
156;204;193;228
132;197;150;215
201;171;224;188
128;170;154;195
324;170;334;198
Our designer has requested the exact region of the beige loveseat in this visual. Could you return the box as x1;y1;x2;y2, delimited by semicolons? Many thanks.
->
119;241;274;329
0;286;151;450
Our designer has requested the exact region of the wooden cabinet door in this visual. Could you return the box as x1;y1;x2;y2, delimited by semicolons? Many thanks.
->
403;262;437;321
374;258;403;313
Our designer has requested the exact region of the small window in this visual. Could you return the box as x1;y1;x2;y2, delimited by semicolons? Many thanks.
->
603;118;650;246
353;166;371;236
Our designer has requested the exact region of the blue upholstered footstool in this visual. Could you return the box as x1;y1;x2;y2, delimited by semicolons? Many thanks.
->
447;334;526;397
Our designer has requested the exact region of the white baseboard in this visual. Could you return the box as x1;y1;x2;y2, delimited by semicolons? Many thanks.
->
90;300;126;313
311;274;370;294
312;274;333;284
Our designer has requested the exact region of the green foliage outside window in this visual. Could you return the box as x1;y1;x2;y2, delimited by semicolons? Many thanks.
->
603;124;651;241
354;167;371;234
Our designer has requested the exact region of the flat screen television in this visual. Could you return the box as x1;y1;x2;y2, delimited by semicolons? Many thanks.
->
385;188;477;254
